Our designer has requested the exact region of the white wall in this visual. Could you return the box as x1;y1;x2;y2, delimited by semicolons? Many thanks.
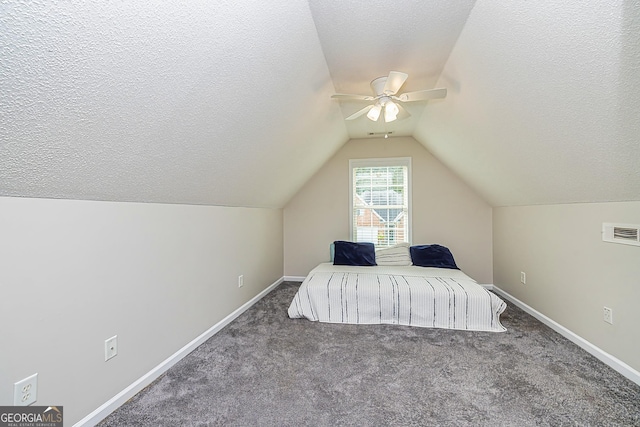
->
0;196;283;425
493;201;640;373
284;137;493;283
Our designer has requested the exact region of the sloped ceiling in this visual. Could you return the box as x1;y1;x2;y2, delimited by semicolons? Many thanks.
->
2;1;639;208
0;1;347;208
415;0;640;206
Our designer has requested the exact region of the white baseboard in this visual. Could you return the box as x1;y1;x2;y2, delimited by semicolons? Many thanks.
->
74;278;639;426
74;277;284;427
492;285;640;387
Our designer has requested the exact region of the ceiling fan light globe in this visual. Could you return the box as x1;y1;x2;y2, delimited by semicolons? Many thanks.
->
367;104;382;121
386;101;399;115
384;101;399;122
384;112;398;122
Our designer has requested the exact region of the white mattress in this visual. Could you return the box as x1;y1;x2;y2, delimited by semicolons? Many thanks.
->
288;263;506;332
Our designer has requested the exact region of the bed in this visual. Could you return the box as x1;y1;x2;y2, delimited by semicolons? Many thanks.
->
287;243;507;332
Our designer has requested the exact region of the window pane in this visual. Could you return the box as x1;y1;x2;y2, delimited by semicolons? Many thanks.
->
351;160;410;248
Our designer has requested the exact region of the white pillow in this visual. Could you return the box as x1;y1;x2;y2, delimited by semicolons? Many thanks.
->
375;242;412;266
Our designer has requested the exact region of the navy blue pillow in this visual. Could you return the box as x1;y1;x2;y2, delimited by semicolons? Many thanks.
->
410;244;458;269
333;241;377;266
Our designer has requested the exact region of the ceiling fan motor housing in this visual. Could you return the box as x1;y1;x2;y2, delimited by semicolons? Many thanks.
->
370;76;388;96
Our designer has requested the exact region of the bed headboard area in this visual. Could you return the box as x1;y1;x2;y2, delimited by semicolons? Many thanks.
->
329;241;458;269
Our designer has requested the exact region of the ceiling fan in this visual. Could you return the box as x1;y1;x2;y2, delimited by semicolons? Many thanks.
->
332;71;447;123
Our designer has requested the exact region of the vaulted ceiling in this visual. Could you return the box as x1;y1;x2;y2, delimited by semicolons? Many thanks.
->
1;1;639;208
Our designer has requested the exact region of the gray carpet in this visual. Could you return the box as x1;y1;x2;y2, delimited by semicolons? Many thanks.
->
100;282;640;426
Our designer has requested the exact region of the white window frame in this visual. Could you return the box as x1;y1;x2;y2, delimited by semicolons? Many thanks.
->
349;157;412;247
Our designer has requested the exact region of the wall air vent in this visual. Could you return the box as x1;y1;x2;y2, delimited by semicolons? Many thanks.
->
602;223;640;246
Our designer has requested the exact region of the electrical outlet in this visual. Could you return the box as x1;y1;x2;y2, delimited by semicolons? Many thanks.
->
520;271;526;284
603;307;613;324
14;373;38;406
238;275;244;288
105;335;118;361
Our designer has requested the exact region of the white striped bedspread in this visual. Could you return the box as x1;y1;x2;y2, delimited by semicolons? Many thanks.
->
288;263;507;332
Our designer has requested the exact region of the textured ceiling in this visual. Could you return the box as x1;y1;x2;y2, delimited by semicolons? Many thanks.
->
1;0;639;208
0;0;347;208
415;0;640;206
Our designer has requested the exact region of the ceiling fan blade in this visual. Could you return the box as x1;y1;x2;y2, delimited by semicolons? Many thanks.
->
346;105;374;120
331;93;374;101
397;87;447;102
396;103;411;121
383;71;408;95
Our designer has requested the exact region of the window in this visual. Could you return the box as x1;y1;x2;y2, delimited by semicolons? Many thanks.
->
349;157;411;248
